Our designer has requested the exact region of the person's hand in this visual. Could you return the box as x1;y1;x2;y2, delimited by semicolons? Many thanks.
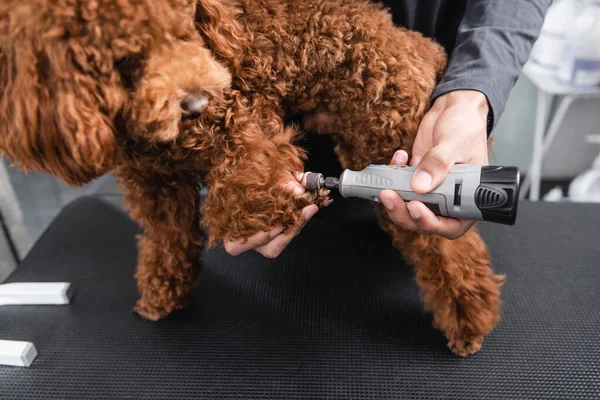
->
379;90;490;240
224;171;318;258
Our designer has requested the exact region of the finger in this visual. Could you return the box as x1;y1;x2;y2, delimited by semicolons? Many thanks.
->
256;205;318;259
379;190;418;231
411;111;437;164
390;150;409;166
284;175;305;196
224;226;283;256
410;143;456;194
406;201;474;239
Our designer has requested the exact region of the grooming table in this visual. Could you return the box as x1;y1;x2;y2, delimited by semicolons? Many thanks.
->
1;196;599;399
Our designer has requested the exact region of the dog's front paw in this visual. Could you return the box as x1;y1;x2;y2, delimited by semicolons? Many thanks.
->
134;299;167;321
300;187;333;209
203;172;331;246
134;297;189;321
447;335;484;357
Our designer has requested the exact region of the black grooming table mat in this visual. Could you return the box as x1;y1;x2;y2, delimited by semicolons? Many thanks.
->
1;197;599;399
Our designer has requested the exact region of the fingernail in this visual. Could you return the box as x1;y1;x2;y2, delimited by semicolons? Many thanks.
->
411;156;422;166
381;195;394;210
304;205;318;219
392;151;408;165
294;172;304;181
412;171;432;192
269;227;283;239
408;204;421;219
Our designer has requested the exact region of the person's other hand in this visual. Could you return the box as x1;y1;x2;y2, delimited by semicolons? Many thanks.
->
379;90;489;240
224;171;318;258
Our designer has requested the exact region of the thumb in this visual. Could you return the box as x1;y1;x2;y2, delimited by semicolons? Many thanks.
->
410;109;453;194
410;143;456;194
411;112;436;164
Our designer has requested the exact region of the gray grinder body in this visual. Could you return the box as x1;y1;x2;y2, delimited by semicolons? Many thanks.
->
331;164;520;225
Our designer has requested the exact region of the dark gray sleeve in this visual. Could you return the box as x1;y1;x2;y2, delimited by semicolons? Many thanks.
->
431;0;552;135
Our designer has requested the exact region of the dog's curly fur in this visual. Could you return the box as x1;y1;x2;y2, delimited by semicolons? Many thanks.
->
0;0;503;356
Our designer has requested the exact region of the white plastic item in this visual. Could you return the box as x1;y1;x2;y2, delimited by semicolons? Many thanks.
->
556;0;600;87
568;168;600;201
530;0;584;71
0;340;38;367
543;186;565;201
568;136;600;202
0;282;72;306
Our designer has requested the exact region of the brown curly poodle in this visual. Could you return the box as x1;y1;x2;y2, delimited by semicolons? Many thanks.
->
0;0;503;356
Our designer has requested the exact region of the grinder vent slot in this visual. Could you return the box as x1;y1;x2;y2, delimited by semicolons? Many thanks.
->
475;186;508;209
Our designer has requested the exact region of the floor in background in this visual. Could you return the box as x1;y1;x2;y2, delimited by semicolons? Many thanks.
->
4;161;123;249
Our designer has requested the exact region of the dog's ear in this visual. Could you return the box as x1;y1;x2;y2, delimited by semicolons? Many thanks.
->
195;0;245;66
0;30;125;186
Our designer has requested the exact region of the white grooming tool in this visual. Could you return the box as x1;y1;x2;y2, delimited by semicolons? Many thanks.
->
0;282;72;367
0;340;38;367
0;282;72;306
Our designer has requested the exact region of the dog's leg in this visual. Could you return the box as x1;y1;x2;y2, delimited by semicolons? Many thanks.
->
307;116;502;356
377;213;503;356
319;127;502;355
117;166;204;321
300;28;501;354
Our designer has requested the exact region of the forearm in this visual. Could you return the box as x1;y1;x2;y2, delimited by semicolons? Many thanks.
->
432;0;552;134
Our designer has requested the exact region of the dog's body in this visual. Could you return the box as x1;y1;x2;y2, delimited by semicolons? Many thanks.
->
0;0;503;356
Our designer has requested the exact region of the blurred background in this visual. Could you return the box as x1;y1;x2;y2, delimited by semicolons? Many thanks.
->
1;0;600;280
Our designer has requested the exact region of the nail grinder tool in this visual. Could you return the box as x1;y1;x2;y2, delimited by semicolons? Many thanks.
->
305;164;521;225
